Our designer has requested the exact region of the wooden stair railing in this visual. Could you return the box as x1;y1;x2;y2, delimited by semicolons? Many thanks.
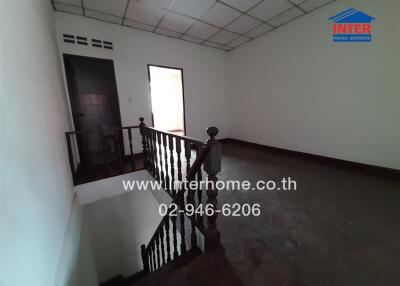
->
139;118;222;273
65;125;141;185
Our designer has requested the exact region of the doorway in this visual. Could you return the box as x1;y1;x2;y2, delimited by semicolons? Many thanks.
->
63;54;123;165
148;65;185;135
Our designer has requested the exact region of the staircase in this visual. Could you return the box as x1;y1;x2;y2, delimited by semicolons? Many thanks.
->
101;118;225;285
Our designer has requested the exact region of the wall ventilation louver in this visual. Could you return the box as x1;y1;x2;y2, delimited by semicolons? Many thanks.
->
63;33;113;50
63;33;75;44
103;41;113;50
92;39;102;48
76;36;88;46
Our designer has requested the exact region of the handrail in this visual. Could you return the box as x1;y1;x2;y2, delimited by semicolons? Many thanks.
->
65;124;142;185
66;125;140;135
143;126;203;146
144;145;210;252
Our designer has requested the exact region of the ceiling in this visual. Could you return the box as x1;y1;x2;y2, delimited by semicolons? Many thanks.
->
52;0;337;52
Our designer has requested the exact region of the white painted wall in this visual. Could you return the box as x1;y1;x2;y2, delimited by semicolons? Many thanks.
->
54;12;231;150
0;1;96;285
229;0;400;169
68;218;99;286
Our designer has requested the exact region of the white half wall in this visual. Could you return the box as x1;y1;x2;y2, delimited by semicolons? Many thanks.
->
229;0;400;169
54;12;231;149
1;0;96;285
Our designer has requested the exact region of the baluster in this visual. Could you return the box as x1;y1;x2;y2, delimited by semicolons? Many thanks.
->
160;224;166;265
99;130;109;176
156;233;161;268
158;132;165;187
196;145;204;227
148;252;152;272
139;117;148;170
146;129;153;174
179;194;187;254
150;244;155;271
155;242;159;270
168;136;175;195
187;182;197;249
82;132;92;171
149;252;154;272
163;133;170;193
176;138;183;181
128;127;135;170
165;217;171;262
204;127;222;251
144;129;150;171
153;243;157;270
156;132;162;183
148;244;152;271
185;140;191;176
152;131;159;180
147;129;154;175
115;128;123;174
65;133;76;185
171;215;178;259
141;244;149;273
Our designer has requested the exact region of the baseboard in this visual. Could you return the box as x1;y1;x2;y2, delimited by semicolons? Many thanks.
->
219;138;400;180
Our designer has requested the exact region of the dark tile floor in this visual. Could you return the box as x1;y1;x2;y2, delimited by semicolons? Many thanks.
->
216;141;400;286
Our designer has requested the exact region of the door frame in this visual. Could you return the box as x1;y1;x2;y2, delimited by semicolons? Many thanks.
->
147;64;187;135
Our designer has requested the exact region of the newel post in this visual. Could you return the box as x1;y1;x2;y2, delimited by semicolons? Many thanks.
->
203;126;222;251
141;244;149;273
139;117;148;169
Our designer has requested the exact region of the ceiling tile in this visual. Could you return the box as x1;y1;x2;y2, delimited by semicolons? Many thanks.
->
185;21;219;39
300;0;334;12
219;0;262;12
248;0;293;21
245;23;274;38
226;14;261;34
124;19;155;32
170;0;216;18
57;0;82;6
181;34;204;44
155;27;181;38
203;41;222;48
208;29;238;44
268;7;303;26
125;0;165;26
220;45;233;51
85;9;123;24
145;0;175;9
84;0;128;17
201;2;241;28
159;11;194;33
228;35;250;47
290;0;306;4
54;2;83;15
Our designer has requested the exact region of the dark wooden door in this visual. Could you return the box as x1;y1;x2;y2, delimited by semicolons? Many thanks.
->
63;54;123;165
